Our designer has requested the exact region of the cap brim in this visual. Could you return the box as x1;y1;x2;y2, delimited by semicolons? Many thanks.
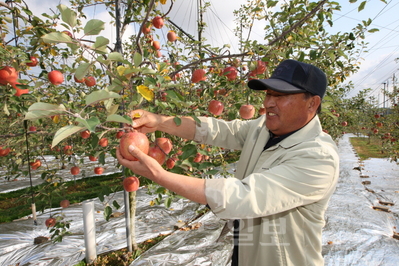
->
248;79;306;94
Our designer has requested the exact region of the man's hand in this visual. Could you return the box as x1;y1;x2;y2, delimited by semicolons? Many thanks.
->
116;144;164;182
129;109;163;134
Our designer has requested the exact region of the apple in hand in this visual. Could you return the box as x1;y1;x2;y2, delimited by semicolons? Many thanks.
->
119;131;150;161
239;104;255;119
123;176;140;192
208;100;224;116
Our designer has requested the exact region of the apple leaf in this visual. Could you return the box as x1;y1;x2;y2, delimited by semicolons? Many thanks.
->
25;103;66;120
75;117;100;132
92;36;109;53
75;63;91;80
85;90;121;106
133;52;142;67
52;125;85;148
136;85;154;101
106;114;132;124
104;206;112;221
84;19;105;36
173;116;181;126
180;144;197;161
42;32;72;44
108;52;124;62
57;4;77;28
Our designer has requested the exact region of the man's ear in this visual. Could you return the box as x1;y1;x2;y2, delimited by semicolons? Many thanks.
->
309;96;321;112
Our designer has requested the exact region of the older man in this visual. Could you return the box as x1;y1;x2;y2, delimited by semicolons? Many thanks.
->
116;59;339;266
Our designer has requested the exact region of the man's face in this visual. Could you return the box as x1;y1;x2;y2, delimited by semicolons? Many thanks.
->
263;89;318;136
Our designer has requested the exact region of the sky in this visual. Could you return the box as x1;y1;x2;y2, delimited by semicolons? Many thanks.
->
23;0;399;105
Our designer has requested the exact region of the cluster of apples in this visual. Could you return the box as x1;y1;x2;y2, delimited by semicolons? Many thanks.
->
141;15;178;58
192;60;268;120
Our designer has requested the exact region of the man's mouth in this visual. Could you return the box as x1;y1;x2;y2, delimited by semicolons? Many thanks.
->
267;112;277;116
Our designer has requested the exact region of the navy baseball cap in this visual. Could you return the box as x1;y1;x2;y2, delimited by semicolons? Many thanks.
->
247;59;327;99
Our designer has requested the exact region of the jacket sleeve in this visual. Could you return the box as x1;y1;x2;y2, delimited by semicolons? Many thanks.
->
205;142;339;219
193;116;263;150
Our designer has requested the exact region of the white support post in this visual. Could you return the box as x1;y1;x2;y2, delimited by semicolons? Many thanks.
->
83;200;97;264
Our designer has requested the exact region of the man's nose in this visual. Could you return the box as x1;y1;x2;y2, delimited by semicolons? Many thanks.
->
264;96;276;108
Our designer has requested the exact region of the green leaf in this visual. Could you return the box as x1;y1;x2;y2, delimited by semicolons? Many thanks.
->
173;116;181;126
92;36;109;50
25;103;66;120
42;32;72;43
164;197;172;208
368;28;379;33
108;52;124;62
84;19;105;36
75;117;100;132
141;68;156;74
181;144;197;161
57;4;77;28
133;53;142;67
85;90;121;106
75;63;92;80
52;125;85;148
358;1;366;12
106;114;132;124
112;200;121;209
104;206;112;221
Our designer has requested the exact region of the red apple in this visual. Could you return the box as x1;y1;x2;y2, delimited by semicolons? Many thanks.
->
376;122;383;127
29;126;37;132
64;145;73;155
98;138;108;147
373;129;379;134
193;153;203;163
167;31;177;42
254;60;267;74
152;40;161;50
191;69;206;83
341;121;348;127
239;104;255;119
45;217;56;228
26;56;39;67
88;155;97;161
30;159;41;170
148;146;166;165
94;167;104;175
208;100;224;116
155;137;172;154
374;114;381;119
119;131;150;161
142;24;152;34
0;146;11;157
222;66;238;81
0;66;18;85
48;70;64;85
84;76;96;87
152;16;164;29
74;75;85;83
116;131;124;139
12;82;29;97
70;166;80;175
60;199;70;208
166;158;176;169
80;130;90;139
123;176;140;192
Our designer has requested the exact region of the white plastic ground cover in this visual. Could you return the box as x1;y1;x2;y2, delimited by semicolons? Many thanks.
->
1;133;399;265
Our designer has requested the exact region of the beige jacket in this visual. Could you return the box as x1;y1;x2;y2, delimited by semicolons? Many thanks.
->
194;115;339;266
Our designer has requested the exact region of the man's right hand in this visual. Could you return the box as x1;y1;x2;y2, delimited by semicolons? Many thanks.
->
129;109;163;134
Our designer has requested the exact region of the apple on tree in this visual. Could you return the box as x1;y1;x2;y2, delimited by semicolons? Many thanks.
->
12;83;29;97
341;121;348;127
155;137;173;154
0;66;18;85
148;146;166;165
123;176;140;192
80;130;90;139
167;31;177;42
166;157;176;169
70;166;80;175
98;138;108;147
48;70;64;85
60;199;70;208
152;16;164;29
208;100;224;116
74;75;85;83
239;104;255;119
84;76;96;87
222;66;238;81
26;56;39;67
45;217;56;228
0;146;11;157
191;69;206;83
94;167;104;175
88;155;97;161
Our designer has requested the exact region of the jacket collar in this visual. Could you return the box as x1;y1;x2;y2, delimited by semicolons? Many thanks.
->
266;115;322;150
